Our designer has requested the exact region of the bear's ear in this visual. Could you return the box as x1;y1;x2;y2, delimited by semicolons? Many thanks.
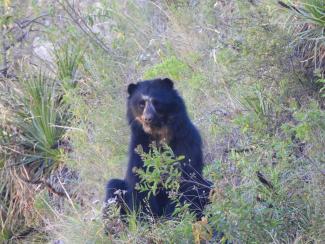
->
160;78;174;89
127;83;138;95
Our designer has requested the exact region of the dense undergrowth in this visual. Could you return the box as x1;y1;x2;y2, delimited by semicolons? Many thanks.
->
0;0;324;243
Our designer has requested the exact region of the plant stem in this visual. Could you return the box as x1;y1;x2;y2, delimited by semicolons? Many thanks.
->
0;5;8;77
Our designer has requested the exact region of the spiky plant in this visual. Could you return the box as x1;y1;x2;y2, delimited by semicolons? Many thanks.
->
54;43;84;89
280;0;325;77
0;71;72;240
16;74;69;181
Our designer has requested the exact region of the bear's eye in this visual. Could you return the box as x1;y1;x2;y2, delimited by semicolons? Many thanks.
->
138;100;145;109
152;100;166;113
152;100;160;107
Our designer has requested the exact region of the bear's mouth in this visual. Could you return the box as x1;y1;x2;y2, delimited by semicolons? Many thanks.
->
135;116;171;142
142;121;162;133
136;116;161;131
142;124;154;134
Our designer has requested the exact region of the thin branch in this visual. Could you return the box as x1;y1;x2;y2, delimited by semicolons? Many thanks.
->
59;0;112;54
0;6;8;77
14;13;49;30
3;14;49;51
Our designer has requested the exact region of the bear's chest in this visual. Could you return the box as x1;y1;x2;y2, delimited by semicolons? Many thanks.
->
148;126;173;145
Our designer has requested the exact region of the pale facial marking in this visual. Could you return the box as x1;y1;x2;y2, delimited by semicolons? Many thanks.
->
141;95;157;114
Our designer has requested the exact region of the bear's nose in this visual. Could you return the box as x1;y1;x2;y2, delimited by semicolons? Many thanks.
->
144;115;153;123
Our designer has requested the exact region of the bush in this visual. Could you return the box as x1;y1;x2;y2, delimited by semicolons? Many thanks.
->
135;143;183;200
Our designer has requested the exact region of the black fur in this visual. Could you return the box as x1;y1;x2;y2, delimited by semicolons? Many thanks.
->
105;78;211;219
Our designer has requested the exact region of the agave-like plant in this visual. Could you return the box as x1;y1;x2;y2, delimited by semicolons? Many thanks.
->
54;43;84;89
279;0;325;76
15;74;69;181
0;74;70;238
301;0;325;26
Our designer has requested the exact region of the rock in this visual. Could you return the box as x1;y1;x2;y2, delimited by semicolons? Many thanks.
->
32;37;54;63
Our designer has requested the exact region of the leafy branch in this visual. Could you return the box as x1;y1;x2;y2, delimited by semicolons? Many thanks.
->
135;143;184;199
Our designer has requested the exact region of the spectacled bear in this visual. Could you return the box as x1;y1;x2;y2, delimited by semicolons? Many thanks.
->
105;78;211;219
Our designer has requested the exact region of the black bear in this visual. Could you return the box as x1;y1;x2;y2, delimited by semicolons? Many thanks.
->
105;78;211;219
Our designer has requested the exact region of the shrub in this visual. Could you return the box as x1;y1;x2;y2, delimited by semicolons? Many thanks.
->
135;143;183;200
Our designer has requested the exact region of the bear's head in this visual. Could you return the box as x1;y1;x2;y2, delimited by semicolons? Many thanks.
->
127;78;185;141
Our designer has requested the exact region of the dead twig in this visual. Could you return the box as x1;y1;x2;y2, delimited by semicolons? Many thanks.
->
58;0;112;54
